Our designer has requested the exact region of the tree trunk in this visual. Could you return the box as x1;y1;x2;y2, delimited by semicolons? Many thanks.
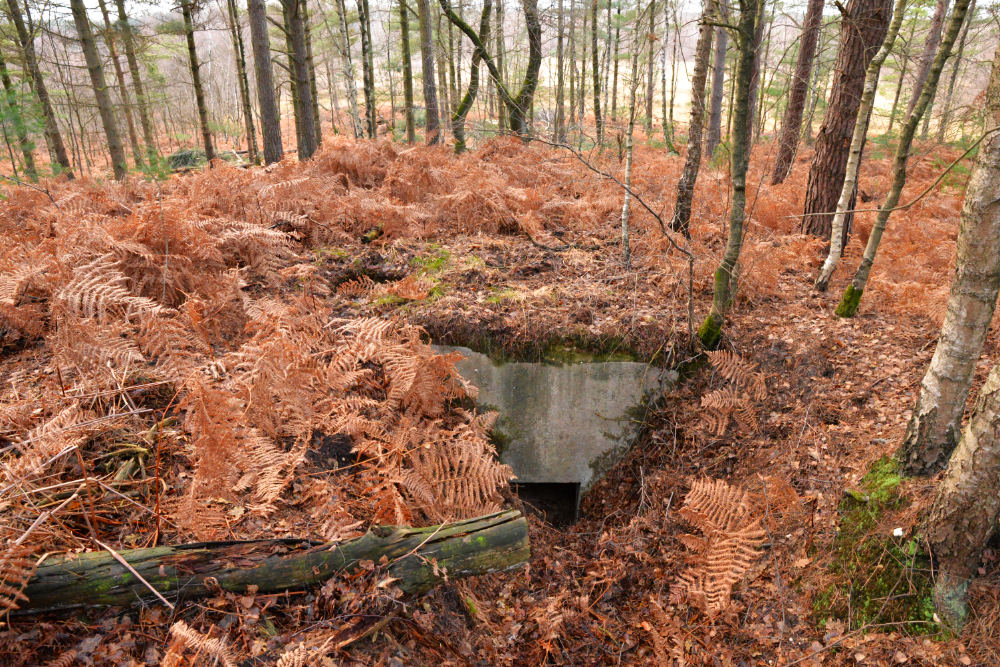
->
329;0;362;138
814;0;907;292
698;0;760;349
5;0;72;177
283;0;318;157
937;0;975;142
926;355;1000;629
301;0;322;147
897;46;1000;476
621;29;641;267
836;0;973;318
645;0;656;134
20;510;529;614
357;0;377;138
668;2;713;237
224;0;260;164
439;0;541;138
906;0;950;120
69;0;128;179
706;24;727;158
590;0;602;143
611;1;621;122
745;0;766;142
886;16;915;136
660;2;674;151
248;0;283;163
801;0;891;239
114;0;158;163
417;0;441;143
0;48;36;180
770;0;824;184
451;0;492;152
568;0;576;133
96;0;142;170
400;0;417;143
180;0;216;164
554;0;566;141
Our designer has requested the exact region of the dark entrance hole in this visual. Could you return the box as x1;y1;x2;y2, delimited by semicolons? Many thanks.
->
512;482;581;526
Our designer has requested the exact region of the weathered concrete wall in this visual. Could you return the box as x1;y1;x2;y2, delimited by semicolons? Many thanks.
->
437;346;672;491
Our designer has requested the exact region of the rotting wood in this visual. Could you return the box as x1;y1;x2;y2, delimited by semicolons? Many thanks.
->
19;510;529;614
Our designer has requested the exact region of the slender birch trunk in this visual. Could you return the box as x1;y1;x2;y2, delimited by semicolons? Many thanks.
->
660;2;674;151
621;29;641;267
698;0;761;349
96;0;142;169
937;0;975;142
358;0;377;138
814;0;908;292
897;47;1000;477
224;0;260;164
451;0;491;152
706;24;727;158
645;0;655;134
905;0;950;120
668;2;714;237
114;0;157;162
590;0;602;143
329;0;362;138
836;0;973;317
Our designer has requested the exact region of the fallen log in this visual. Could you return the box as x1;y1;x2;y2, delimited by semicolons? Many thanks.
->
20;510;528;614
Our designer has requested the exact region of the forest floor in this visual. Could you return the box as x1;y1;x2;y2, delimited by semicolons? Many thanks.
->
1;136;997;665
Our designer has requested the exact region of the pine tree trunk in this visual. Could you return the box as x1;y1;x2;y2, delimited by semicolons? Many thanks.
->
417;0;441;142
224;0;260;164
706;24;727;158
897;47;1000;476
5;0;72;177
770;0;824;185
937;0;975;142
906;0;950;120
283;0;318;156
248;0;283;163
590;0;602;143
70;0;128;179
698;0;760;349
668;2;713;237
114;0;158;162
0;49;36;180
836;0;973;318
926;349;1000;630
96;0;142;169
814;0;907;292
554;0;566;141
358;0;377;138
801;0;891;239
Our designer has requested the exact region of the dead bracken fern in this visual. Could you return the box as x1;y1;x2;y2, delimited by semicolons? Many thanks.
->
700;350;767;435
670;478;766;616
0;542;36;615
162;620;239;667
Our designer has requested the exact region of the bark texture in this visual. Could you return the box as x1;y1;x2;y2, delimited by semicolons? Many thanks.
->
668;4;714;237
20;511;529;614
400;0;416;143
801;0;892;239
114;0;157;162
70;0;128;179
770;0;824;184
284;0;318;157
906;0;949;119
706;24;727;158
814;0;907;292
248;0;283;163
451;0;492;152
898;44;1000;476
418;0;441;143
698;0;759;349
224;0;259;164
926;363;1000;630
836;0;972;317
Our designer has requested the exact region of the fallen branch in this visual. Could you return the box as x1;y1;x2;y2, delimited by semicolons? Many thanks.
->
19;510;529;614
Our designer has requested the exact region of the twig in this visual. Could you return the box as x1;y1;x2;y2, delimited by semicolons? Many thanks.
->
13;484;85;547
790;128;997;219
95;539;175;610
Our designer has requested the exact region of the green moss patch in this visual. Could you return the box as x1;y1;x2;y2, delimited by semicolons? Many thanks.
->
814;456;940;636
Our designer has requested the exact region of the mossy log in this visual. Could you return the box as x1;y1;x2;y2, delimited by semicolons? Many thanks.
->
20;510;528;614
